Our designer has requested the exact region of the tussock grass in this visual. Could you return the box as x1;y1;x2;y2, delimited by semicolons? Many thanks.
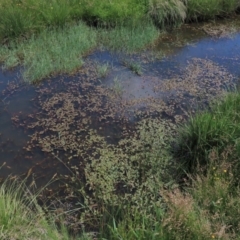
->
95;62;110;78
148;0;187;28
176;91;240;173
187;0;240;21
0;0;146;41
98;144;240;239
80;0;146;26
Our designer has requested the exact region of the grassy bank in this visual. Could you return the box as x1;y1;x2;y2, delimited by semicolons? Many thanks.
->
0;177;90;240
0;0;239;82
1;0;239;41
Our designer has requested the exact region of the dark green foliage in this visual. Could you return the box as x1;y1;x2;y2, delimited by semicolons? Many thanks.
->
186;0;240;21
176;92;240;178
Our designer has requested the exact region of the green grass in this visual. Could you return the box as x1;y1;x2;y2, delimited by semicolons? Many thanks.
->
0;22;97;82
0;0;84;40
80;0;146;26
0;0;239;82
111;76;123;95
82;162;240;240
0;0;145;41
187;0;240;21
0;177;90;240
148;0;187;28
0;20;159;82
83;91;240;239
176;91;240;175
121;59;143;75
1;1;240;238
94;92;240;239
0;0;239;42
95;62;110;78
98;20;160;53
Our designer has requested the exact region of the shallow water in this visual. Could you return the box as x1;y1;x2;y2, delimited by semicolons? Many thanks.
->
0;18;240;188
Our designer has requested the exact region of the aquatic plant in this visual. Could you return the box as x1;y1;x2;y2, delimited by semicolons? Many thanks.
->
0;22;97;82
96;62;110;78
112;76;123;95
122;59;143;75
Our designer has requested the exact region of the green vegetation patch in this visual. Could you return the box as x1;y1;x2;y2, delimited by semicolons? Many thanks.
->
0;20;159;82
0;0;85;40
98;21;160;53
187;0;240;21
101;92;240;239
0;22;97;82
0;178;76;240
177;91;240;180
81;0;146;25
1;0;240;42
148;0;187;28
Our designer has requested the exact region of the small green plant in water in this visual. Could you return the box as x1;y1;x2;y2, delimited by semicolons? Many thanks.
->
96;62;110;78
112;76;123;95
122;59;143;75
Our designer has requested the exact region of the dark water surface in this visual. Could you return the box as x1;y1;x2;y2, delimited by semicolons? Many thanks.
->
0;19;240;187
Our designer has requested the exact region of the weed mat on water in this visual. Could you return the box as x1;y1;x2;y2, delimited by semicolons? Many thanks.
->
5;56;235;233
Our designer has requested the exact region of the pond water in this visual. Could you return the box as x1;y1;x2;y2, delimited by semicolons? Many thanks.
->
0;18;240;191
